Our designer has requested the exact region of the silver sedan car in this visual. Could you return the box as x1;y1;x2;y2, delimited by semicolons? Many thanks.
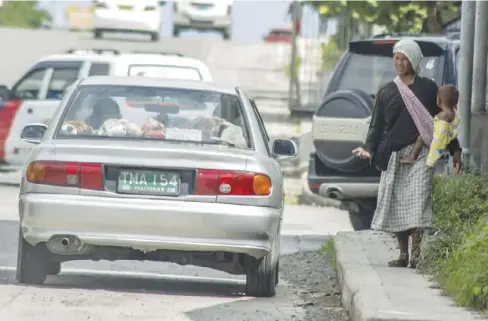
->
17;76;297;297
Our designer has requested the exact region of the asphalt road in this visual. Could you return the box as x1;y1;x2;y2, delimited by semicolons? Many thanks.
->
0;27;339;320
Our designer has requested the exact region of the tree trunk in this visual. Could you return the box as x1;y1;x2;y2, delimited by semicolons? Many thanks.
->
422;1;444;33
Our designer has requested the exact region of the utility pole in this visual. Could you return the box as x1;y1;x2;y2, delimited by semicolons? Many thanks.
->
471;1;488;114
457;1;476;167
288;0;301;112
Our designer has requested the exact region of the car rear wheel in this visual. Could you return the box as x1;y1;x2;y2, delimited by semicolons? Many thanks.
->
93;28;103;39
222;28;231;40
343;199;376;231
46;262;61;275
16;229;50;285
173;27;180;38
245;252;277;297
150;32;160;42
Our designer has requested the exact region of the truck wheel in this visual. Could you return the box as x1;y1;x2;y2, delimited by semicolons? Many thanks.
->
245;254;277;297
46;262;61;275
343;199;376;231
150;32;160;42
93;28;103;39
222;28;231;40
16;230;49;285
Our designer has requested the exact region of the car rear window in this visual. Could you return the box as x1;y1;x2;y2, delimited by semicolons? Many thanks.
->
335;40;443;95
56;85;250;149
128;65;203;81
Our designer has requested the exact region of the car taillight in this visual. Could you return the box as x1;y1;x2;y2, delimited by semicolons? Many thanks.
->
195;169;271;196
26;161;103;190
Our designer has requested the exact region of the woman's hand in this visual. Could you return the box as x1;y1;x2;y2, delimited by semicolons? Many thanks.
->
352;147;371;159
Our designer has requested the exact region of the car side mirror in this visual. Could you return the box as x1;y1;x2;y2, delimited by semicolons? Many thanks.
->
21;123;48;144
271;138;298;160
0;85;10;102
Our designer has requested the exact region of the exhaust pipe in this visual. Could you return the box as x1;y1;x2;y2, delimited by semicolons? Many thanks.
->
60;238;70;247
325;187;344;200
47;235;86;255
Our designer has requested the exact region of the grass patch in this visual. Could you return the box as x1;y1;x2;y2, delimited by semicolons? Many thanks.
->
419;173;488;311
320;238;337;269
284;194;299;205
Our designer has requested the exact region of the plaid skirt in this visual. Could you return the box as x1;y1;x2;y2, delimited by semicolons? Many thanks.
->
371;143;434;233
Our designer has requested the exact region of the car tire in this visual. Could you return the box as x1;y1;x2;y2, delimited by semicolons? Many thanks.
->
245;254;277;297
16;229;49;285
93;29;103;39
46;262;61;275
222;29;231;40
343;199;376;231
173;27;180;38
150;32;160;42
275;260;279;285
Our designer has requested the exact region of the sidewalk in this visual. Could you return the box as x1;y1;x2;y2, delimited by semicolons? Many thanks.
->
334;230;486;321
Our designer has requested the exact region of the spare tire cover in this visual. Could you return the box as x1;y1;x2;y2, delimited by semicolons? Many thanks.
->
312;89;374;173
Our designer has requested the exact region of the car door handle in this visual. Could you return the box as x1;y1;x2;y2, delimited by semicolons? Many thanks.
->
27;108;33;114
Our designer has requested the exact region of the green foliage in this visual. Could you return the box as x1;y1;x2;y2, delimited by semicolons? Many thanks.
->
420;174;488;311
0;1;52;29
283;54;301;80
306;1;460;33
321;39;343;72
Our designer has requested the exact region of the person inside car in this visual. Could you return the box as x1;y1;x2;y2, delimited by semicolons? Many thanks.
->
85;97;122;130
352;39;462;269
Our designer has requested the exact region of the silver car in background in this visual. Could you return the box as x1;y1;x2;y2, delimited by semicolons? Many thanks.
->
17;76;297;297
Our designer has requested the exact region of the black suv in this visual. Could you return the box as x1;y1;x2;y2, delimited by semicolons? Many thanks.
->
308;33;460;230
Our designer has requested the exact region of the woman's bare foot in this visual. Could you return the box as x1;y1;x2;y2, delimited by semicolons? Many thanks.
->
400;155;418;164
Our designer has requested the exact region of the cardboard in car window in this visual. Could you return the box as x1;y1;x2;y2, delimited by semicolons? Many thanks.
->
165;128;203;142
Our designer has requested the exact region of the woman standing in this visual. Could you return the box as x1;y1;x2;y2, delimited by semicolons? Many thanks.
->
352;39;462;268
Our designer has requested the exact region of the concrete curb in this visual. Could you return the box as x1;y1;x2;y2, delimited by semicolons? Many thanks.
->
334;232;438;321
0;171;21;187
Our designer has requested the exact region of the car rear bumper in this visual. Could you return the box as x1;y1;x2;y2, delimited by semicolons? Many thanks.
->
307;153;380;200
173;12;231;29
93;10;160;32
19;194;282;259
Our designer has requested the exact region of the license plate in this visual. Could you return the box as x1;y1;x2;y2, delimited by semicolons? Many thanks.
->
118;5;132;10
117;170;181;196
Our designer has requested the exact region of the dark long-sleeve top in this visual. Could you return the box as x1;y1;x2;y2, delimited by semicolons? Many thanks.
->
363;76;461;156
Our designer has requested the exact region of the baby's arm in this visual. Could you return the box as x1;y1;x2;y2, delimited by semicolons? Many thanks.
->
426;119;450;167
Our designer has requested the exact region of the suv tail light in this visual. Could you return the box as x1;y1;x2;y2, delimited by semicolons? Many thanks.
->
26;161;103;190
195;169;271;196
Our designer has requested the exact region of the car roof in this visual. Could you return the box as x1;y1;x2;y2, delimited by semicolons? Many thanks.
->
39;52;208;67
356;33;458;49
79;76;237;94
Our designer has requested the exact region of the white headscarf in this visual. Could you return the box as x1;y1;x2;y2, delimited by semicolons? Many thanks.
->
393;39;423;74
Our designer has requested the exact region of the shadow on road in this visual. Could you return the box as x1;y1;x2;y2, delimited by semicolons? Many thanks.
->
0;268;246;298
